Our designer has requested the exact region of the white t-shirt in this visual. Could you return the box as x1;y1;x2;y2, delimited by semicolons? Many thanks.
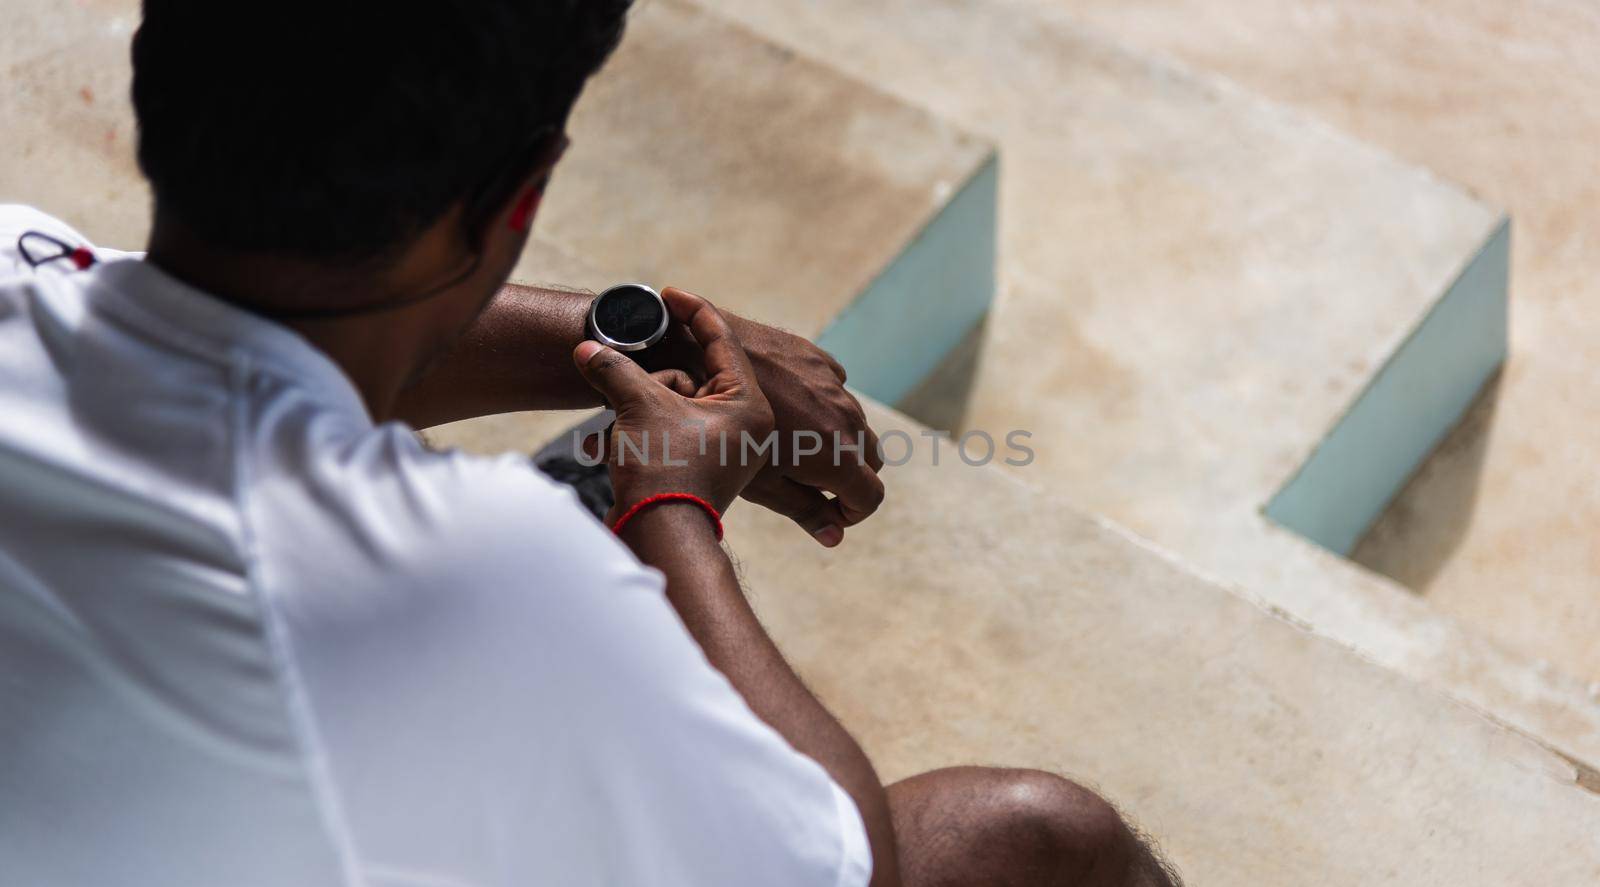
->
0;206;872;887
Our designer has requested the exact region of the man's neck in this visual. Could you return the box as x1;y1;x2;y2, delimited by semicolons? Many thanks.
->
145;222;459;422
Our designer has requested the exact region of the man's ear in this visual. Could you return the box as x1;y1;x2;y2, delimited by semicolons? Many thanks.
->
507;186;542;233
501;135;568;236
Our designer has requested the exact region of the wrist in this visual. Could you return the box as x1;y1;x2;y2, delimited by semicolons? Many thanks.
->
610;473;726;511
611;495;725;548
610;465;746;516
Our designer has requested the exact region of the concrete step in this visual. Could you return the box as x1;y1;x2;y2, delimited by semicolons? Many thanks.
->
1034;0;1600;740
693;0;1600;774
430;399;1600;885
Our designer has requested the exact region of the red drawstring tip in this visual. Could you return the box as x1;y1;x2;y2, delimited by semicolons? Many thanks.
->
69;247;95;270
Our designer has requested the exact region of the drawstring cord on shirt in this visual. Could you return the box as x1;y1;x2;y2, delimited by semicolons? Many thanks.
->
17;230;97;271
11;228;489;322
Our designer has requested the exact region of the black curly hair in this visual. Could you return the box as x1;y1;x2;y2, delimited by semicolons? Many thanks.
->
132;0;632;264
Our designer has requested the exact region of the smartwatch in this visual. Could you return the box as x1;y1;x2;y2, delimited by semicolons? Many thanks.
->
586;283;669;353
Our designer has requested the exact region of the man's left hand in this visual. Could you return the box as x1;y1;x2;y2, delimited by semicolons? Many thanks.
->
724;315;885;548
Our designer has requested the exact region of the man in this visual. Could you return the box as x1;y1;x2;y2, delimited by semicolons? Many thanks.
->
0;2;1179;885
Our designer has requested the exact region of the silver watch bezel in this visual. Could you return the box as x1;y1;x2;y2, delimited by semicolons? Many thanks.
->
587;283;670;353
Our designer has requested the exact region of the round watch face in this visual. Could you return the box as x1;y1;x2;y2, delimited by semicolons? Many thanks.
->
588;284;669;352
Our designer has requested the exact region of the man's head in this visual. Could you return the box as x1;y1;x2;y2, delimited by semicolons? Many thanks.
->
132;0;631;315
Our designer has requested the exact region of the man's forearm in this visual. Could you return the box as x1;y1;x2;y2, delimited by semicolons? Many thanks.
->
617;505;901;886
394;282;599;428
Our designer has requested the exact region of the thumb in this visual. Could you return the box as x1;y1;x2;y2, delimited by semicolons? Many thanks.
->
573;341;655;408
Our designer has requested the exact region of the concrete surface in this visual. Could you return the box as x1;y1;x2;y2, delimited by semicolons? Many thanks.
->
433;400;1600;886
814;153;998;405
698;0;1600;770
1039;0;1600;694
0;0;148;250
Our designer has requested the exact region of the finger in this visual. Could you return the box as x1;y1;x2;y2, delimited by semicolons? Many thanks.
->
741;473;848;548
581;431;607;463
660;287;755;392
649;368;699;398
637;321;706;383
862;426;884;472
842;391;885;472
794;461;885;527
573;341;657;409
825;351;848;384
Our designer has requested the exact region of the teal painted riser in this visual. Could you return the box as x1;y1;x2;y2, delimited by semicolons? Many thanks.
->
817;153;999;407
1266;219;1511;556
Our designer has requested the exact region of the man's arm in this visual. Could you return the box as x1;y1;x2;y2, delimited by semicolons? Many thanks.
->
393;282;597;426
395;282;886;544
618;505;900;887
572;291;901;886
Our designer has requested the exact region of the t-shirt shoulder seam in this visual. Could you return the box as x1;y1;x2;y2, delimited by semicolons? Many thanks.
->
223;351;368;887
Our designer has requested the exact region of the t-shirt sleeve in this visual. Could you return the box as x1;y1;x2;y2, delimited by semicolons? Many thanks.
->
265;433;872;887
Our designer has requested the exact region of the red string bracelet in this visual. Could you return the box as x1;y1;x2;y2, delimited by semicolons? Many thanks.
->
611;493;724;541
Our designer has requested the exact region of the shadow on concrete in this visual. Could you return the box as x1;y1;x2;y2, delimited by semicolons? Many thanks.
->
1349;366;1505;592
896;315;990;433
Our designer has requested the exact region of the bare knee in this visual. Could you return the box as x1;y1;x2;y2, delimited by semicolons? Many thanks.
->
988;769;1140;885
889;766;1179;887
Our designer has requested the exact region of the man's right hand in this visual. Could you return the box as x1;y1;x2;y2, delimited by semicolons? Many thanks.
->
573;287;774;523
